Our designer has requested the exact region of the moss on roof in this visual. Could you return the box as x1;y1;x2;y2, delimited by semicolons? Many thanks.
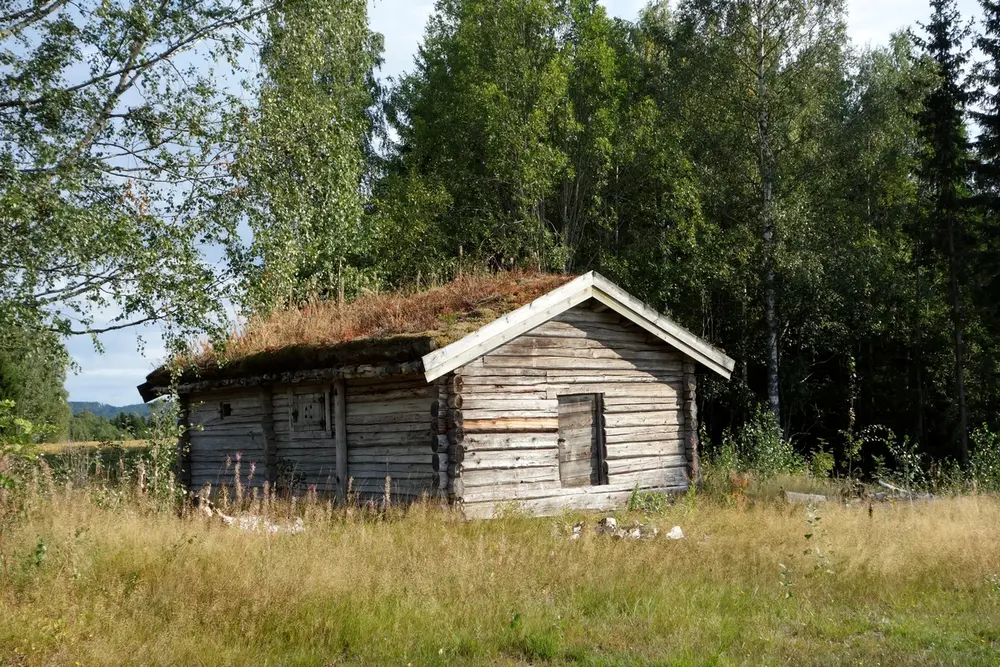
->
142;272;574;394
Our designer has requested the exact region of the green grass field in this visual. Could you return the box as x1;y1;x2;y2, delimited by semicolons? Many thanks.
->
1;481;999;666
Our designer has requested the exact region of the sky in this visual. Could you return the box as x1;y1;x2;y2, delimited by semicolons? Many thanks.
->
63;0;983;407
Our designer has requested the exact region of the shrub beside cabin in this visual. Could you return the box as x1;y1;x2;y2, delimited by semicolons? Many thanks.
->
139;272;734;518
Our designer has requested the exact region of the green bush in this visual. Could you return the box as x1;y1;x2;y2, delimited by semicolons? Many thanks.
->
0;399;40;489
810;448;835;479
627;485;669;512
707;404;804;479
970;426;1000;492
866;425;927;491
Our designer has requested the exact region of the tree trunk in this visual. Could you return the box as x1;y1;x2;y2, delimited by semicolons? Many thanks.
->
757;14;781;425
947;218;969;464
914;262;925;446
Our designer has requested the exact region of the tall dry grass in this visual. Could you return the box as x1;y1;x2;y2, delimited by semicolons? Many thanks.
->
1;481;999;666
189;271;573;367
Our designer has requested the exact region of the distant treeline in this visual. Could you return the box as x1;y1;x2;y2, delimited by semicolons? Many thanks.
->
67;410;151;444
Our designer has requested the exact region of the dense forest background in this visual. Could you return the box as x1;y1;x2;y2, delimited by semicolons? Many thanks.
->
2;0;998;471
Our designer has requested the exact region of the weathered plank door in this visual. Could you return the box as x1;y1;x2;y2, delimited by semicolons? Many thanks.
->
557;394;607;487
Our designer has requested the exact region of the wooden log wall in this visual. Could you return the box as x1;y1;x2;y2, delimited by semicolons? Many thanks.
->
187;389;268;490
345;374;436;500
455;304;692;519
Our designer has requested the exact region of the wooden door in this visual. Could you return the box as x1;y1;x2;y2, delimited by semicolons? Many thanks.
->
557;394;607;487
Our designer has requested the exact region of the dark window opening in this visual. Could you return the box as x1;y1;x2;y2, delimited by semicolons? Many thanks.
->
557;394;607;487
220;402;232;418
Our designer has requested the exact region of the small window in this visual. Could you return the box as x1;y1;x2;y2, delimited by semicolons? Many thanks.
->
290;391;329;433
557;394;607;487
220;402;233;418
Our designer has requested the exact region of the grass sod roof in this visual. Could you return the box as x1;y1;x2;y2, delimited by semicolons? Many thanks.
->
140;272;574;398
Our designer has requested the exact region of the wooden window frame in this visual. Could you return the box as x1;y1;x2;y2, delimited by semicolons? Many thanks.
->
287;387;333;439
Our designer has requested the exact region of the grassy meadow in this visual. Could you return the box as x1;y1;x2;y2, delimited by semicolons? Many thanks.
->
1;466;999;666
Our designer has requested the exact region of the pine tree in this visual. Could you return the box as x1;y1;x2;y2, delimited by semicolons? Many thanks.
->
914;0;973;464
973;0;1000;191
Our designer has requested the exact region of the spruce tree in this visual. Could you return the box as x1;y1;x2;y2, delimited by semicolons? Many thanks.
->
914;0;973;464
973;0;1000;191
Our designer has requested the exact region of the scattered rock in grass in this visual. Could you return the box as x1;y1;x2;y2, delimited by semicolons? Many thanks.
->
785;491;831;505
666;526;684;540
218;513;305;534
575;517;664;541
198;499;305;534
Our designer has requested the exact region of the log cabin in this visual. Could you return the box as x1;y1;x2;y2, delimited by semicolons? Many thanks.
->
138;271;735;518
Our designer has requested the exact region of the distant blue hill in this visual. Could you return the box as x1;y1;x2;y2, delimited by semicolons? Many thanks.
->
69;401;152;419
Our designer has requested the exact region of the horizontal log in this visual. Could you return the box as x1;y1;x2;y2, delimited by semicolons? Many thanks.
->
189;433;265;445
347;387;434;403
605;440;684;459
460;398;556;411
344;445;432;458
460;375;550;387
346;431;432;446
534;318;637;334
612;467;688;487
189;449;266;468
460;480;685;509
602;400;679;413
461;466;560;487
345;400;435;416
461;480;565;502
604;425;682;442
604;411;681;428
348;465;434;477
482;355;682;372
491;334;668;353
188;446;265;457
554;307;622;325
545;384;680;400
348;454;433;464
544;369;682;381
271;438;335;450
490;344;680;363
606;455;685;474
462;449;558;470
346;422;431;434
458;365;546;377
530;321;660;344
348;375;427;390
462;408;557;420
275;449;337;463
464;418;559;433
348;484;433;496
464;433;559;450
